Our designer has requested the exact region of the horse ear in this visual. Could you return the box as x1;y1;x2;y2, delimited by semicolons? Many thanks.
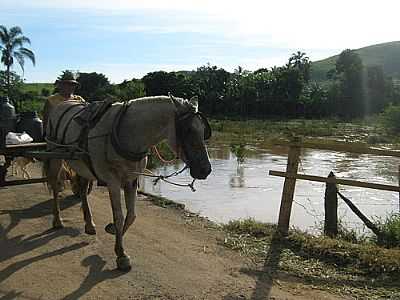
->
189;96;198;112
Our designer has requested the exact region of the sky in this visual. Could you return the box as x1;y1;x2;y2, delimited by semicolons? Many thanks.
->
1;0;400;83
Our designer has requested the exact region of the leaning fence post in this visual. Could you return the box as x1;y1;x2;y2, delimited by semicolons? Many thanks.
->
277;138;301;235
324;171;338;237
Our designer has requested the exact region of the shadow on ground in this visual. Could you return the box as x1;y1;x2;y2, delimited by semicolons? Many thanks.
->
0;194;80;235
62;255;126;300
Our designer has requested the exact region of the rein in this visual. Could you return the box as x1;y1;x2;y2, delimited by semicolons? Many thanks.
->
122;165;197;192
152;145;177;163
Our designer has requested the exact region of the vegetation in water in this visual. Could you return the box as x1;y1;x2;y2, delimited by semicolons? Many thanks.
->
230;142;247;163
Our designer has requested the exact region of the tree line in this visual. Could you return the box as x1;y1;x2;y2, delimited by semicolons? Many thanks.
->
1;25;399;119
75;50;399;120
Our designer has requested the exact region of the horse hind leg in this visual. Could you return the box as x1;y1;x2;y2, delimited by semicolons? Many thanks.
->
78;176;96;235
108;184;131;271
48;160;64;229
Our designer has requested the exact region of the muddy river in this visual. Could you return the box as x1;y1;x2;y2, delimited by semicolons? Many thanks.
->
142;141;400;233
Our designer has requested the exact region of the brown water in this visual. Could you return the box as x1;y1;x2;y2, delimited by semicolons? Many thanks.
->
142;141;400;233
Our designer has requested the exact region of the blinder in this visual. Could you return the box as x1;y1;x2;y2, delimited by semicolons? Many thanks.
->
176;111;212;141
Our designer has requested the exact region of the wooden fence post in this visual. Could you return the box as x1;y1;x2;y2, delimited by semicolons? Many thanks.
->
277;140;301;235
324;171;338;237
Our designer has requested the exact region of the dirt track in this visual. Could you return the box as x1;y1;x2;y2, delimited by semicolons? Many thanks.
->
0;178;347;299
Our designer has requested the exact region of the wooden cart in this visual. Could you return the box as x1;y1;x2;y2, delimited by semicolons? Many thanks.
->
0;129;85;187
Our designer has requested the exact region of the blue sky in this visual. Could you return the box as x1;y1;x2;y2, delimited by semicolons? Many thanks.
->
2;0;399;83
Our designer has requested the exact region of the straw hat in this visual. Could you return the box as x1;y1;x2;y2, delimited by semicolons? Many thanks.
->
55;71;80;86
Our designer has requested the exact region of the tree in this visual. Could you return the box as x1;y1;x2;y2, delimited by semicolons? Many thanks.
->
335;49;364;118
192;64;230;115
112;79;145;101
366;65;389;114
76;72;111;101
0;70;23;107
0;25;35;96
142;71;194;98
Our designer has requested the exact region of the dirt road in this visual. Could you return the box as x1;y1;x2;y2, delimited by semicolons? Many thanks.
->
0;181;346;299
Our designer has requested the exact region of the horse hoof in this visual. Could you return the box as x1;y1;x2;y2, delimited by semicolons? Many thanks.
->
52;220;64;229
85;225;97;235
117;255;131;271
105;223;116;235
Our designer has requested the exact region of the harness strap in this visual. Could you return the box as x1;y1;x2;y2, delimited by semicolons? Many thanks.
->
48;102;101;180
51;103;82;142
110;101;149;161
60;106;86;144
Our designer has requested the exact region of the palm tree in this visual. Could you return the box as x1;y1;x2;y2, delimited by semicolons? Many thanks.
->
0;25;35;96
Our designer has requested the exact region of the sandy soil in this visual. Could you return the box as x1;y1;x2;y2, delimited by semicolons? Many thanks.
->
0;175;349;299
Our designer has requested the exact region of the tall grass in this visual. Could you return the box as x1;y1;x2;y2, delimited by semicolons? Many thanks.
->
374;213;400;248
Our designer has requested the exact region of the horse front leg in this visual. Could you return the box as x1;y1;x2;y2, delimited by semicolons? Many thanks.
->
122;179;138;235
108;184;131;271
79;176;96;235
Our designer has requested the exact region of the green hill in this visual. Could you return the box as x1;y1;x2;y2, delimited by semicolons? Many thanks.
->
311;41;400;81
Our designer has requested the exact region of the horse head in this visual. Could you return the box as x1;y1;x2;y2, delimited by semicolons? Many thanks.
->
169;94;212;180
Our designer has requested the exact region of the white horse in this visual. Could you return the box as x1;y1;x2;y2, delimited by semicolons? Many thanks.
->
44;94;212;270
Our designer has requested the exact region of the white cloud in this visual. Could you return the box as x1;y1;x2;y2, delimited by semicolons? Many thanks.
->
7;0;400;82
6;0;400;50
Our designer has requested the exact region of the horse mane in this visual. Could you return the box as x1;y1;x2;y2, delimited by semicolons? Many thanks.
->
127;95;195;113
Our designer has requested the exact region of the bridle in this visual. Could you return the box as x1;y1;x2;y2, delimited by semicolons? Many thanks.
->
175;110;212;164
175;110;212;141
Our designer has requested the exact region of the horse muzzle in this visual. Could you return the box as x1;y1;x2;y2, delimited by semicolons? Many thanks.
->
189;161;212;180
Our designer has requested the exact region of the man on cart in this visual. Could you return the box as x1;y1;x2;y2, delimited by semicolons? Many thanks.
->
42;71;85;134
42;71;86;195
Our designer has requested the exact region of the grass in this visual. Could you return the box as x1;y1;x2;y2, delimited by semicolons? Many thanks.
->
22;83;54;95
222;218;400;299
18;99;45;113
210;117;397;146
373;213;400;248
138;190;185;209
